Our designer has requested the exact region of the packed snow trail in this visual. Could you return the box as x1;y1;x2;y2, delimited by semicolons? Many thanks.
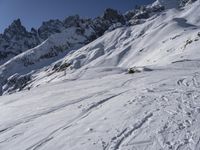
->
0;60;200;150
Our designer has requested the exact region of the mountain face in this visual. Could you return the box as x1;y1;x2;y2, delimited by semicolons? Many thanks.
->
0;9;125;65
1;0;200;150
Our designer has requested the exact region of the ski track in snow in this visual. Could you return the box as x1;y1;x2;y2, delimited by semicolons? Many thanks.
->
0;62;200;150
26;91;128;150
0;75;134;150
107;113;153;150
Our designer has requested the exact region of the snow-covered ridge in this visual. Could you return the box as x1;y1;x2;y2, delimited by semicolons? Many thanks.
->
153;0;198;8
32;0;200;83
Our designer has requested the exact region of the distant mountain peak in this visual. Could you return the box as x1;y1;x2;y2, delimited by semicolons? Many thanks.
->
153;0;197;9
3;18;28;39
11;18;22;26
7;18;25;32
102;8;125;24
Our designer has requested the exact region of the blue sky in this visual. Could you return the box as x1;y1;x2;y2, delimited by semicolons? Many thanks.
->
0;0;155;32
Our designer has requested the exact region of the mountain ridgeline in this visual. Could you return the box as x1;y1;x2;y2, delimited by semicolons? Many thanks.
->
0;6;165;64
0;0;194;64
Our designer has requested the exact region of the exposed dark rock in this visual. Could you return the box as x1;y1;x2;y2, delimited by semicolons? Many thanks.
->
38;19;65;40
124;11;136;21
0;19;40;63
150;5;165;12
128;68;141;74
3;73;31;94
53;62;71;72
133;11;150;19
128;67;152;74
180;0;197;7
198;32;200;37
103;8;125;24
63;15;82;28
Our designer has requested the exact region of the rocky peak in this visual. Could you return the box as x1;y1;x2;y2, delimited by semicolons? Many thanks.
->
124;3;165;26
0;3;166;66
30;28;37;35
11;19;22;26
153;0;197;9
3;19;28;40
0;19;41;64
103;8;125;23
38;19;65;40
63;15;82;28
179;0;197;7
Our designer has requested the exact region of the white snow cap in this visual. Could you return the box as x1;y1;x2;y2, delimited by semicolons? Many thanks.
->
153;0;179;9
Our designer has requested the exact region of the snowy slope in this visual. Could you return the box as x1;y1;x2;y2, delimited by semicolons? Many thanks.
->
0;0;200;150
1;60;200;150
62;2;200;68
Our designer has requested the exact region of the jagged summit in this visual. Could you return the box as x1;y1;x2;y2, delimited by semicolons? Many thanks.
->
0;19;40;64
0;5;160;66
3;19;33;40
6;18;23;30
0;8;127;66
102;8;125;23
